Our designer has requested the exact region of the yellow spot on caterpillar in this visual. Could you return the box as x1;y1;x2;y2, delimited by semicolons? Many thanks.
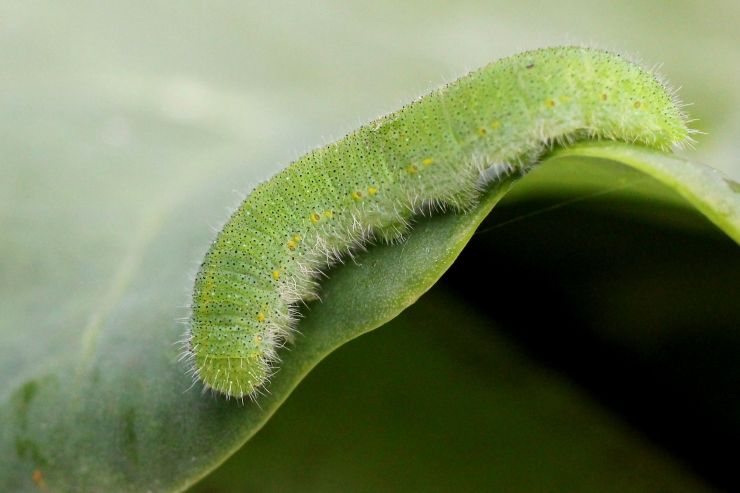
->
256;334;263;342
272;270;280;281
292;234;301;242
368;186;378;196
545;99;556;108
323;210;334;218
490;120;501;130
422;157;434;166
633;100;642;109
310;212;321;223
406;164;418;174
601;93;608;101
477;127;487;136
351;190;363;200
256;312;266;323
287;239;298;251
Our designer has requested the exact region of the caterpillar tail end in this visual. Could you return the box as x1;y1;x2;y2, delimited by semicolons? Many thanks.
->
183;320;276;400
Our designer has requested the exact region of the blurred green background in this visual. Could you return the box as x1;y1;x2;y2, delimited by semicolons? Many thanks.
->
2;1;739;491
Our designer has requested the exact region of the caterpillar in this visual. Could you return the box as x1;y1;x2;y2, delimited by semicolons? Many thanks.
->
183;46;690;400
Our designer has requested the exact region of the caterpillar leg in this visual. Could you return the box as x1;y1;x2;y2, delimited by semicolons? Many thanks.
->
375;217;412;243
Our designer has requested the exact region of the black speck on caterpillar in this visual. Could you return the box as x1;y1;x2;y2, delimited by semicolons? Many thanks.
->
181;46;691;400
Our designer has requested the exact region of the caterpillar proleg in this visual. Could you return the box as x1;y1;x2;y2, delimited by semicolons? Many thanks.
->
183;46;690;399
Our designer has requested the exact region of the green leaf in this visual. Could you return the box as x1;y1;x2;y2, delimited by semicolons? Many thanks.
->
548;142;740;243
1;138;737;491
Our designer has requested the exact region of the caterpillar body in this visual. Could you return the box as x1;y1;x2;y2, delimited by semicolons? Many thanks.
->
184;46;689;399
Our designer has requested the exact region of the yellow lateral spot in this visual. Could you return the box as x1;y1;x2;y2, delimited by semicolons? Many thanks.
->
477;127;487;137
293;234;301;242
256;312;266;323
490;120;501;130
287;240;298;251
351;190;363;200
422;157;434;166
406;164;418;174
368;186;378;196
272;270;280;281
256;334;263;342
310;212;321;223
545;99;556;108
323;210;334;218
633;100;642;109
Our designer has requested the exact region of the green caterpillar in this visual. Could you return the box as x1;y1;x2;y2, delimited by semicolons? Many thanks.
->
183;46;690;400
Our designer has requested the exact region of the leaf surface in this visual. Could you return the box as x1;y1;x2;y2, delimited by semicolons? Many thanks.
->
1;140;737;491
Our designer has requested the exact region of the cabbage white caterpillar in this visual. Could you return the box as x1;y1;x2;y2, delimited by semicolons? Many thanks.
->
183;46;690;399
